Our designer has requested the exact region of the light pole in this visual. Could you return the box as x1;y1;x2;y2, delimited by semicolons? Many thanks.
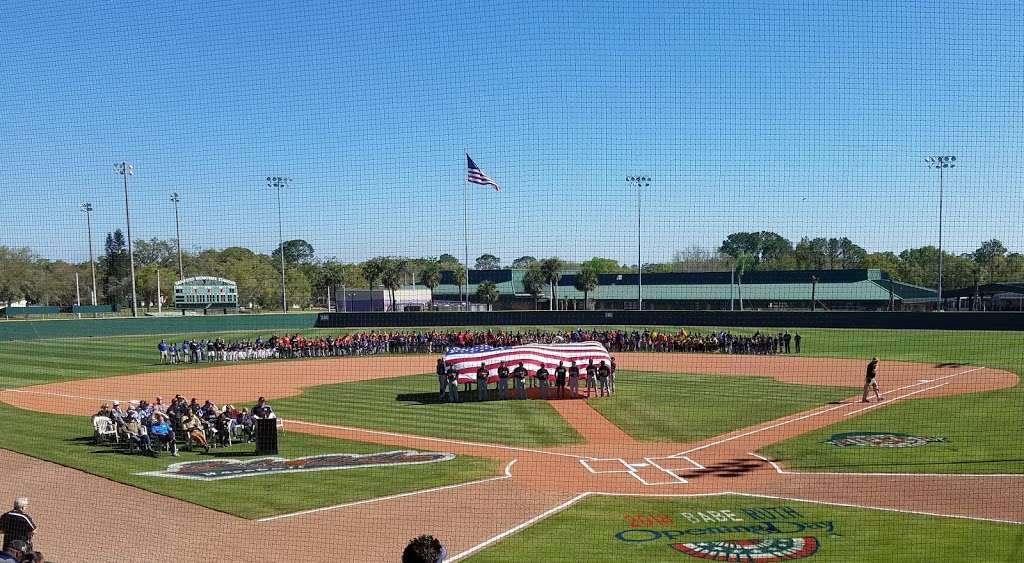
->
114;161;139;317
626;175;650;310
925;156;956;310
267;176;291;312
80;203;98;306
170;192;185;281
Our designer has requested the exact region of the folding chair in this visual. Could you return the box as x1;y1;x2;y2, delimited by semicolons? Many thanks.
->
92;416;118;445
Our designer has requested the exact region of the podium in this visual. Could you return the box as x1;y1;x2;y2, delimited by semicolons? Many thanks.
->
255;418;278;455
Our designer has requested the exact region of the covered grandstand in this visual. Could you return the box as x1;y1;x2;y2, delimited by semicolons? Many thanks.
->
432;268;936;311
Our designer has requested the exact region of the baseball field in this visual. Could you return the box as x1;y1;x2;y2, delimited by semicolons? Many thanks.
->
1;324;1022;561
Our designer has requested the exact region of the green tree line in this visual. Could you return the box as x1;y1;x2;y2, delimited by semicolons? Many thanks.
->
2;231;1021;308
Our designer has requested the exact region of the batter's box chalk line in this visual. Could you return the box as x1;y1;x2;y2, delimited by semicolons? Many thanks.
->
579;456;702;485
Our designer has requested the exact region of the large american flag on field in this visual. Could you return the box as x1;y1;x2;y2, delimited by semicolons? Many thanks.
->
443;341;611;384
466;154;500;191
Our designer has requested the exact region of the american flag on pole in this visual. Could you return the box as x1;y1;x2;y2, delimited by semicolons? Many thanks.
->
466;154;500;191
443;341;611;384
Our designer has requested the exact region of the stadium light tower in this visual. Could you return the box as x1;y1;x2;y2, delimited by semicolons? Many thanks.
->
626;175;651;310
170;192;185;281
267;176;291;312
80;203;98;306
114;161;139;317
925;156;956;310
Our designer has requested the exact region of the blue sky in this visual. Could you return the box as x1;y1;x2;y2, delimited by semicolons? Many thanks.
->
2;0;1022;265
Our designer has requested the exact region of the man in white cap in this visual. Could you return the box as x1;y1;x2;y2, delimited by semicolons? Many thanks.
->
0;497;35;552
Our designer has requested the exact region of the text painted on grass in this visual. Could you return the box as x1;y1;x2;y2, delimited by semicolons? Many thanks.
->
617;506;835;560
137;451;455;480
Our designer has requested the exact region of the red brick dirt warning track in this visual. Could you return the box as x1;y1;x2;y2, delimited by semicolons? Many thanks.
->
1;354;1020;562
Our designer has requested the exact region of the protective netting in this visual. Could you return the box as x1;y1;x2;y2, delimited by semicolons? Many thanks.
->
1;1;1022;562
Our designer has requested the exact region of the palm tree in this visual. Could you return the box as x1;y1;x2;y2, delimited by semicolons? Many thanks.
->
380;258;406;311
539;257;563;311
419;263;441;310
452;267;467;305
574;268;599;310
523;265;545;310
476;280;499;311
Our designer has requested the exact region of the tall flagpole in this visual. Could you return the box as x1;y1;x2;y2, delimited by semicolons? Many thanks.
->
463;152;470;311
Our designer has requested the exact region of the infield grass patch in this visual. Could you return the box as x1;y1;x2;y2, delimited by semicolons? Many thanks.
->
0;401;498;519
588;371;857;442
271;374;584;447
464;494;1024;562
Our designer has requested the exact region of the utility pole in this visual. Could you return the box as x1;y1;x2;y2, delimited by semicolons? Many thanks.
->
80;203;98;306
626;176;650;310
114;161;139;317
171;192;185;280
267;176;292;312
925;156;957;311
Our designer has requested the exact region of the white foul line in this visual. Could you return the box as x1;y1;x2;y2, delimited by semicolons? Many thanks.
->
672;402;850;457
672;366;985;457
748;452;1024;479
447;492;592;562
450;487;1024;560
1;388;123;403
285;419;585;460
258;459;518;522
725;491;1024;525
844;382;951;416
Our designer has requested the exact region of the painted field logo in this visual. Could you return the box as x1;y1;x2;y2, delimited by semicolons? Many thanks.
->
826;432;946;448
136;450;455;480
670;537;819;561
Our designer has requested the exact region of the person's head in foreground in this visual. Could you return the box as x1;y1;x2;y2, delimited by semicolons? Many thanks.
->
402;535;446;563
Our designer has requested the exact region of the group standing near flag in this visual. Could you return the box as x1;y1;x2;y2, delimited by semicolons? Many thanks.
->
438;341;617;402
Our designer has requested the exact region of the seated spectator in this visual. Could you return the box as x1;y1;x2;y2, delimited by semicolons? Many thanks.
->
180;410;211;454
214;412;232;447
148;413;178;456
0;539;27;562
123;414;154;455
239;408;255;442
402;535;446;563
95;404;112;419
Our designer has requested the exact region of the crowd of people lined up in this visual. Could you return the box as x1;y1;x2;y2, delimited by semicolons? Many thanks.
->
92;395;277;457
156;329;804;364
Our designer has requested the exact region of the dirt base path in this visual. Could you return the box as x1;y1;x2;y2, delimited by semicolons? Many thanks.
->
1;353;1020;562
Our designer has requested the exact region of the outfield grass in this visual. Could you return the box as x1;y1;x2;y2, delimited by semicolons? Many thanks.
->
464;494;1024;562
271;374;584;447
588;371;857;442
0;401;498;519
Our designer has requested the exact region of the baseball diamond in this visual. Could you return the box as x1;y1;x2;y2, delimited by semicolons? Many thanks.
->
1;326;1022;561
4;3;1024;560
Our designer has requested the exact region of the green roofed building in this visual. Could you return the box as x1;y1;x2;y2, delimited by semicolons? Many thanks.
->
173;276;239;310
432;268;935;311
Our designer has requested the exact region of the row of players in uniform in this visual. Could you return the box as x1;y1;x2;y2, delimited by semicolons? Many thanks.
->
436;358;616;402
